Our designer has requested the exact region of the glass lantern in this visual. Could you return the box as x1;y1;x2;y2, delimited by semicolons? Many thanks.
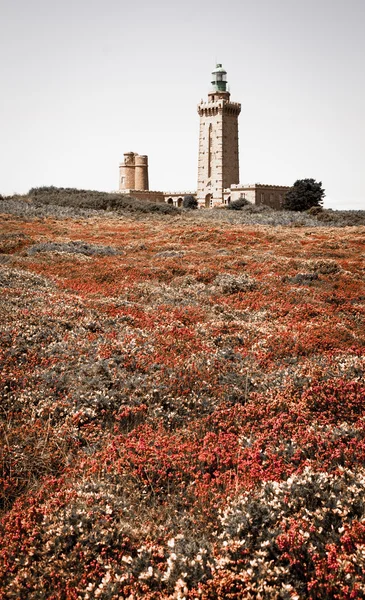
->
211;64;228;92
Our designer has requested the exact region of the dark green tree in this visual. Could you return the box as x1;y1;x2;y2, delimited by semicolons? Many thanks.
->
182;195;198;209
283;179;325;211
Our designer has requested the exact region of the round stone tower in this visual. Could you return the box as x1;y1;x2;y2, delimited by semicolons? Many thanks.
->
134;154;149;191
119;152;149;191
120;152;136;190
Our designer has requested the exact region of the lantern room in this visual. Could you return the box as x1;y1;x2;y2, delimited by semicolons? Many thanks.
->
211;63;228;92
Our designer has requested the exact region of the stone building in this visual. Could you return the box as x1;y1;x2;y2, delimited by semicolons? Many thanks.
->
118;64;291;208
223;184;291;210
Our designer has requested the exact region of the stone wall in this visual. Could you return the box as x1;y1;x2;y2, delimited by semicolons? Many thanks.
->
164;192;196;207
121;190;165;203
255;185;291;209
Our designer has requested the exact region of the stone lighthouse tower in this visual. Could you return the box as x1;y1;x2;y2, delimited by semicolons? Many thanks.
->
197;64;241;207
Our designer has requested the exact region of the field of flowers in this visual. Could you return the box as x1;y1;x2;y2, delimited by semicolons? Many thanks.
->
1;208;365;598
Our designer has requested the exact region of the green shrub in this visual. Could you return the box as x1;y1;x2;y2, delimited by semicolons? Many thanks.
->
227;197;250;210
182;195;198;209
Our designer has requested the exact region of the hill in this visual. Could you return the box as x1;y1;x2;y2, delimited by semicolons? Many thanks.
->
1;186;365;226
0;186;178;217
0;202;365;598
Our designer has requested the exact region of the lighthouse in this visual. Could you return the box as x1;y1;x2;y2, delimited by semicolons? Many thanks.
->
197;64;241;207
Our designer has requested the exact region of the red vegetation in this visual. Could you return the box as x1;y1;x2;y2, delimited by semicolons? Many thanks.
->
0;213;364;598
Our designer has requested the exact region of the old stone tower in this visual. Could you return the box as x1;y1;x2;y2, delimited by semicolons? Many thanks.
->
119;152;149;192
197;65;241;208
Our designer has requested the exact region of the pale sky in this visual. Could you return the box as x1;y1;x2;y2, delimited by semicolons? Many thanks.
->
1;0;364;209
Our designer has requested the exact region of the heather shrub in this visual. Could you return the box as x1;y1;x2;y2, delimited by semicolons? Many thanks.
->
27;241;123;256
6;187;178;216
242;202;271;212
309;259;340;274
316;209;365;226
0;267;55;290
1;208;365;599
217;468;365;598
155;250;186;258
285;272;319;284
214;273;256;293
307;205;323;216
